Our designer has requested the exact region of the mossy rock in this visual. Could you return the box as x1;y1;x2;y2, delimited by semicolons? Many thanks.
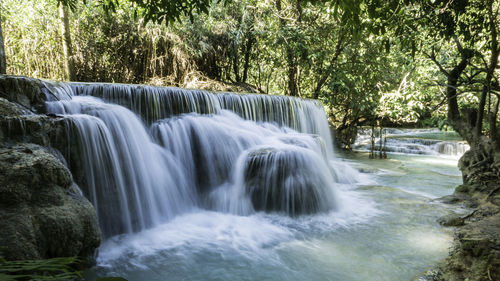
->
0;144;101;265
0;97;24;117
455;184;470;194
0;75;46;113
438;214;465;227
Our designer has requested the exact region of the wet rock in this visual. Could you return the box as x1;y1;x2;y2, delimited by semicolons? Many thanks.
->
0;115;71;146
0;75;46;113
437;177;500;281
0;97;24;116
438;194;465;204
243;146;336;216
440;211;500;281
0;144;101;264
416;269;443;281
438;214;465;227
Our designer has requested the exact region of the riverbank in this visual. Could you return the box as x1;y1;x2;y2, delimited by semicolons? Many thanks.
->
0;76;101;266
426;149;500;281
438;188;500;280
350;128;500;281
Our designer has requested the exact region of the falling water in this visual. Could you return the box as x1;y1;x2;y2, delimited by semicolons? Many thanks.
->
353;128;470;157
42;81;348;237
46;96;197;236
32;82;466;281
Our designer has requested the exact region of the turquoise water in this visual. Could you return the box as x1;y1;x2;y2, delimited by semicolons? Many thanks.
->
44;82;463;280
87;148;464;281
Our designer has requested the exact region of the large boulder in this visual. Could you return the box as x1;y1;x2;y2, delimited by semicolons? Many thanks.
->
0;114;71;147
243;146;337;216
0;85;69;148
0;144;101;264
0;75;46;113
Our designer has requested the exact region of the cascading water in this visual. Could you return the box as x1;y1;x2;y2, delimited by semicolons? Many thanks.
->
43;82;346;237
38;82;465;281
46;96;197;236
353;127;470;157
65;82;335;156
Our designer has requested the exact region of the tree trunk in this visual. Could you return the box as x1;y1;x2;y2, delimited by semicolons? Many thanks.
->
59;3;76;81
232;46;241;82
0;16;6;74
276;0;299;97
313;32;348;99
446;53;474;144
475;0;499;140
490;95;499;148
242;35;254;83
286;51;299;96
428;37;475;144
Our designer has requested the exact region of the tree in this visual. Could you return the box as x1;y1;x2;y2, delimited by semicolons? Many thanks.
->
412;0;500;150
0;14;6;74
59;1;76;81
0;0;220;79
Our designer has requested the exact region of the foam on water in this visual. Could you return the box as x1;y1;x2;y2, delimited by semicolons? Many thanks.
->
354;127;470;158
37;81;463;280
95;190;380;270
42;82;366;238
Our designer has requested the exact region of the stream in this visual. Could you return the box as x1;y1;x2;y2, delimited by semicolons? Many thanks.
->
85;128;466;281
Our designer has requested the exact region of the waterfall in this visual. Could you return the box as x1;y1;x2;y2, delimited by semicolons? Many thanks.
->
43;82;346;238
46;96;197;237
353;128;470;157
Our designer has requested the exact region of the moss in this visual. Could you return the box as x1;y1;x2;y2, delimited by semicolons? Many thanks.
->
0;144;101;265
455;184;470;193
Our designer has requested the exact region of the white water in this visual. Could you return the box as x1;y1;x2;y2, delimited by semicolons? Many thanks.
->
87;149;462;281
43;82;353;237
353;128;469;157
40;82;465;280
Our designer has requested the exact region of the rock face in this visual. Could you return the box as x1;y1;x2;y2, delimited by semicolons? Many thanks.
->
0;75;47;113
0;75;101;265
0;144;101;263
244;147;336;216
438;191;500;281
437;147;500;281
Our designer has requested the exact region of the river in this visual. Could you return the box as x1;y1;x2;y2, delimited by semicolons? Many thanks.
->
84;128;466;281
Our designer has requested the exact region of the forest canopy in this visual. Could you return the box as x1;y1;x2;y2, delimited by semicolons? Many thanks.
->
1;0;499;149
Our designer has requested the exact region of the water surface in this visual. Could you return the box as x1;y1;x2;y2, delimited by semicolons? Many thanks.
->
87;141;464;281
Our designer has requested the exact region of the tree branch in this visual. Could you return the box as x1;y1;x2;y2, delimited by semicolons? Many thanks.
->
425;48;450;77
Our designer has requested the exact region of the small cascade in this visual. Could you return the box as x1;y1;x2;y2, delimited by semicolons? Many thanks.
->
41;81;352;238
435;141;470;156
353;128;470;157
150;112;262;195
242;146;337;215
47;96;197;237
150;111;334;214
59;82;335;157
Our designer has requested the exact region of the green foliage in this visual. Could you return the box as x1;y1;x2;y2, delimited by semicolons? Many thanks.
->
58;0;211;24
3;0;498;146
2;0;65;79
3;0;194;84
72;1;194;84
0;257;81;280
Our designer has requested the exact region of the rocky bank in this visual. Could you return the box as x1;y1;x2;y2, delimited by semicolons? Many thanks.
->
0;75;101;265
430;147;500;281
